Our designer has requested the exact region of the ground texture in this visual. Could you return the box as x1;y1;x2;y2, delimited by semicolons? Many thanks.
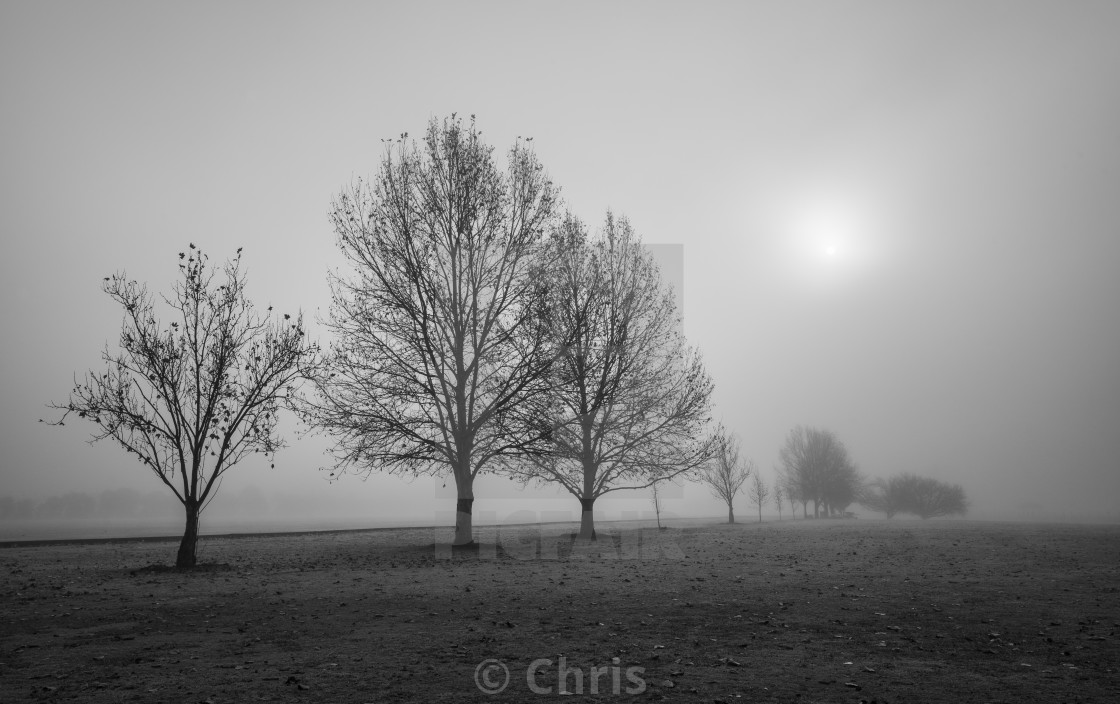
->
1;519;1117;703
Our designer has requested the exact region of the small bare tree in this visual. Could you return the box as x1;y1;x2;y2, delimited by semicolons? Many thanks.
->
699;430;751;524
47;246;318;567
748;471;769;523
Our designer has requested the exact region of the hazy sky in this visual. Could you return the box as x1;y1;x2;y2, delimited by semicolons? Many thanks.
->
2;1;1119;526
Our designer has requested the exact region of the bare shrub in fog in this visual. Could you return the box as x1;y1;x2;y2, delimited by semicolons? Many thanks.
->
858;476;905;518
900;474;968;519
859;473;968;519
699;429;752;524
504;212;716;539
47;247;319;567
309;116;558;546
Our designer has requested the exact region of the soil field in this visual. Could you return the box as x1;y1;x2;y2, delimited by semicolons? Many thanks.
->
1;519;1117;703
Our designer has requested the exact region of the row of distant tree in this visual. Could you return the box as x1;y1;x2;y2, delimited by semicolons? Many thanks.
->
3;459;967;524
698;425;969;522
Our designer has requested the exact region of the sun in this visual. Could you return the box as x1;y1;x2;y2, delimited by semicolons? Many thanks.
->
797;209;852;263
773;193;881;288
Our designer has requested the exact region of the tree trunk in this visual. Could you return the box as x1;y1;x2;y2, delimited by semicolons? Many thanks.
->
578;497;596;540
454;497;474;546
728;504;735;524
176;500;199;569
757;504;762;523
451;461;475;546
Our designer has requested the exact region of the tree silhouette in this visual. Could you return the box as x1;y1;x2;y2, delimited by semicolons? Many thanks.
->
778;425;860;518
506;212;715;539
48;246;318;567
773;477;785;520
309;115;558;546
699;429;751;524
858;476;904;518
748;471;769;523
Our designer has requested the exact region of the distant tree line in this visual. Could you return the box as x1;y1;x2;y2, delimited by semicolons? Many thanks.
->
697;423;970;523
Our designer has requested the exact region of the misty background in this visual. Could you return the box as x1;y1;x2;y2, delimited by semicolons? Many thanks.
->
2;1;1119;539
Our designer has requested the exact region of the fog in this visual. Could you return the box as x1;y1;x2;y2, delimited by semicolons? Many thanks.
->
3;1;1119;539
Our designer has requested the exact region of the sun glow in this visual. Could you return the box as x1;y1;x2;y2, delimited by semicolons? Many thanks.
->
775;193;881;288
797;206;856;261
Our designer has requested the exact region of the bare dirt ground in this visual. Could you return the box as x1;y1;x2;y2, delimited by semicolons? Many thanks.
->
1;519;1117;703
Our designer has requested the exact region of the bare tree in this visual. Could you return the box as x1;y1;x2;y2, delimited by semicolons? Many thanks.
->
699;430;751;524
47;246;318;567
508;212;715;539
773;477;785;520
748;471;769;523
778;425;858;518
309;116;559;546
777;464;800;518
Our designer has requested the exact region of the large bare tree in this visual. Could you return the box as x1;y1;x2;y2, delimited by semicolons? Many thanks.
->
310;116;559;546
508;212;715;539
47;246;318;567
699;430;752;524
